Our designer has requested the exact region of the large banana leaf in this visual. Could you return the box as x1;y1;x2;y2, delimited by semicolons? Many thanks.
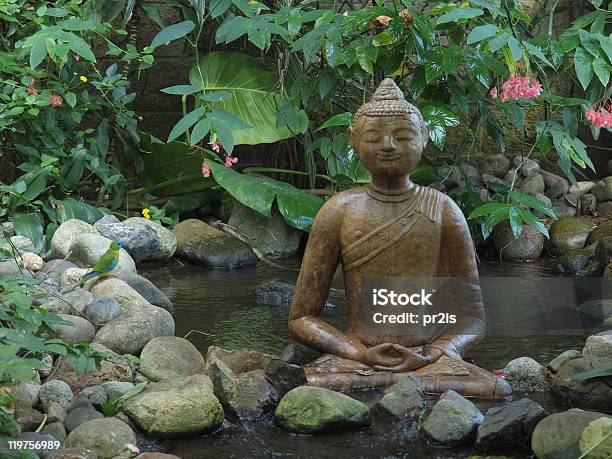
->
206;161;323;232
188;52;296;145
139;133;217;197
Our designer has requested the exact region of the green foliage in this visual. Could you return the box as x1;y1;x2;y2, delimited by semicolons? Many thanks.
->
571;363;612;382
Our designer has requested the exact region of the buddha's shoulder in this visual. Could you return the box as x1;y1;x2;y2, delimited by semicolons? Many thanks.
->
320;186;371;209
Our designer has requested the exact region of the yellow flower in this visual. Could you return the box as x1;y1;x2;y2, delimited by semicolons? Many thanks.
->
79;75;88;83
142;208;151;219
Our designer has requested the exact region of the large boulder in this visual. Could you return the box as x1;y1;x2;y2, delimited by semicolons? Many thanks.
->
592;177;612;202
493;221;544;261
44;289;93;315
520;173;545;195
51;220;99;259
531;409;611;459
94;215;161;263
476;398;546;450
503;357;550;392
0;432;59;458
597;202;612;217
118;273;172;311
514;155;540;177
64;403;104;432
64;417;136;459
173;219;256;269
542;171;570;200
67;233;136;276
275;386;370;434
228;202;302;258
422;390;483;446
83;297;122;327
89;277;150;311
583;333;612;368
140;336;205;382
93;304;174;355
372;374;424;419
589;220;612;245
547;217;595;256
124;217;177;259
122;374;224;437
479;154;510;178
39;380;74;411
204;346;306;419
48;344;134;394
54;314;95;344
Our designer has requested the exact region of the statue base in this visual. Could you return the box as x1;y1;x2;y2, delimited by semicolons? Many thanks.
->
304;354;512;399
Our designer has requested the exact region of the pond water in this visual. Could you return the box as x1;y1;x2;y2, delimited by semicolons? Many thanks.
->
138;259;594;459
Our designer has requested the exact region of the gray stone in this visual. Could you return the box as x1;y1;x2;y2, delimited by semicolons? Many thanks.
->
204;346;307;419
531;409;611;459
51;220;99;259
476;398;546;450
10;381;40;408
504;168;518;185
479;154;510;178
117;273;172;311
592;177;612;202
67;233;136;276
422;390;483;446
124;217;177;259
373;374;424;419
503;357;550;392
93;304;174;355
60;267;90;288
140;336;204;382
590;220;612;244
493;221;544;261
458;162;481;186
78;386;108;409
64;405;104;432
551;356;612;412
559;244;600;276
519;173;545;195
0;259;20;275
43;259;79;281
533;193;553;218
542;170;570;200
42;422;67;443
275;386;370;434
255;279;334;309
123;374;224;437
512;155;540;177
0;235;35;253
555;193;580;207
39;380;74;411
552;205;577;217
581;193;598;214
46;402;66;423
89;277;149;311
95;215;161;263
548;217;595;256
54;314;95;344
101;381;134;401
173;219;256;269
84;296;122;326
583;333;612;367
228;201;302;258
597;201;612;217
569;181;597;195
0;221;14;237
45;290;93;315
15;406;44;432
65;417;136;459
547;349;582;373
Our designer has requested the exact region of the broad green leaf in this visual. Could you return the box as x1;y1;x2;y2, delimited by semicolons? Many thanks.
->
206;160;323;231
160;84;202;95
421;105;460;150
508;190;555;217
316;112;352;131
168;107;205;142
190;117;213;145
48;197;107;224
10;212;44;252
571;363;612;382
508;206;523;238
592;58;610;86
151;21;195;47
507;37;523;61
436;7;483;25
469;202;512;219
574;47;594;90
189;52;294;145
30;40;47;68
523;42;554;68
64;92;77;108
467;24;498;44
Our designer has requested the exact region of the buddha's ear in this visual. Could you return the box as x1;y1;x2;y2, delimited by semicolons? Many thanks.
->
421;121;429;149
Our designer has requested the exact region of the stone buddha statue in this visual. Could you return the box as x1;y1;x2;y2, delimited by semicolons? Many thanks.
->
288;78;511;398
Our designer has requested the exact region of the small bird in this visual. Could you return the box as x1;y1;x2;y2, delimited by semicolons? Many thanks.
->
67;240;123;292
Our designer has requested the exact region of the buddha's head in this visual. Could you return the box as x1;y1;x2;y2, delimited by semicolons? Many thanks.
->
348;78;428;178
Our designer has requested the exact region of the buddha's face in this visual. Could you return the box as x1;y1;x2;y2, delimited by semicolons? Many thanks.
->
348;114;426;178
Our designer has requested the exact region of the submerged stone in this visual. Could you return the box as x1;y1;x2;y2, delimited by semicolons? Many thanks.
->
422;390;483;446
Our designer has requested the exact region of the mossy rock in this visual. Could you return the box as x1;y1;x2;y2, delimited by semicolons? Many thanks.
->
590;220;612;245
274;386;370;434
548;217;595;256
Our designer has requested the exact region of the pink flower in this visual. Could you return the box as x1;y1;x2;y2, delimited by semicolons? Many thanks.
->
225;155;238;168
585;98;612;128
73;53;80;62
27;78;38;96
497;75;542;102
211;140;221;153
48;93;63;107
201;162;210;178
